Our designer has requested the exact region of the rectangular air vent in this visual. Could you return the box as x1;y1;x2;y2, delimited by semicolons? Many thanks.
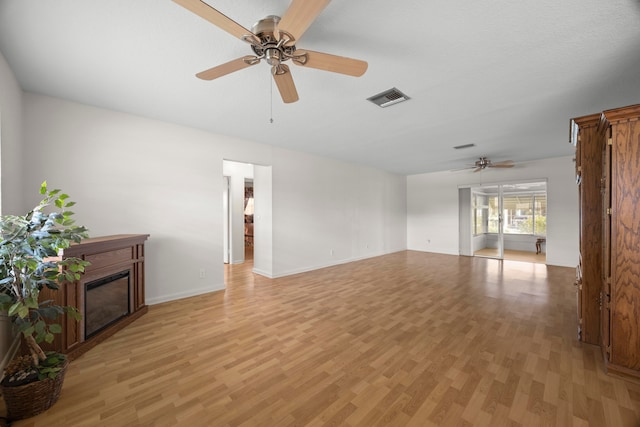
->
367;87;410;108
453;143;476;150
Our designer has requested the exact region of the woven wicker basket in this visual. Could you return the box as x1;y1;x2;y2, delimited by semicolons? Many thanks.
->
1;359;69;421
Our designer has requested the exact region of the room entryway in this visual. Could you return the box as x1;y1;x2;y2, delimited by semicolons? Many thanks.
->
460;181;547;264
223;160;272;285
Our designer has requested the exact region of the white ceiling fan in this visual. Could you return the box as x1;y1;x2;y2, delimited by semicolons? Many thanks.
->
172;0;368;103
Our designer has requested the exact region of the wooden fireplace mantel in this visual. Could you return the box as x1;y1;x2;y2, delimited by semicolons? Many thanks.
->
40;234;149;360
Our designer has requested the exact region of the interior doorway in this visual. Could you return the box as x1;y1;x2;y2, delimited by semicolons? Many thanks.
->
222;160;273;283
465;181;547;264
244;179;254;265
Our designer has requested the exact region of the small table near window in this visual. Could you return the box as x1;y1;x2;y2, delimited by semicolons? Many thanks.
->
535;237;546;254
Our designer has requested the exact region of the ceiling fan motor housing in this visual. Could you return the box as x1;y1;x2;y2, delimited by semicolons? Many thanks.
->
475;157;491;169
250;16;297;64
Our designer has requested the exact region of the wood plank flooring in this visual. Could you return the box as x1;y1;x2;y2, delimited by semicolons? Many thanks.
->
7;251;640;426
474;249;546;264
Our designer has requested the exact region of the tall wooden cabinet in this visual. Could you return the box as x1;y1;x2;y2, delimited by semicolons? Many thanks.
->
572;104;640;381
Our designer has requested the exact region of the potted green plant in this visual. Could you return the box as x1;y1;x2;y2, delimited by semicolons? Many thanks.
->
0;182;89;420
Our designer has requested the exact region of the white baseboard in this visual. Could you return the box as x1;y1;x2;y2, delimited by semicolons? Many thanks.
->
146;283;225;305
252;268;274;278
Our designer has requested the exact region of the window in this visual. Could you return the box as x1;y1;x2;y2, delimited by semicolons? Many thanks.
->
473;190;547;236
502;193;546;235
472;193;487;235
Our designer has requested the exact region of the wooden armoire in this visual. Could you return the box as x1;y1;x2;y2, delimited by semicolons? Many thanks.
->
572;104;640;381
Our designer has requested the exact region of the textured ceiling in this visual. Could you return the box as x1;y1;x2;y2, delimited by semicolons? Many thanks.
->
1;0;639;175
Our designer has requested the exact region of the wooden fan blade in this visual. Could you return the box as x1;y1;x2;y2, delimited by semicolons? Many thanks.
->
293;50;368;77
490;160;515;168
473;167;483;173
278;0;331;41
196;56;259;81
172;0;254;41
272;64;299;103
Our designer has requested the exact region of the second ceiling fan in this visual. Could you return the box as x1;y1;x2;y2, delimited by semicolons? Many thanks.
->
173;0;368;103
468;157;515;172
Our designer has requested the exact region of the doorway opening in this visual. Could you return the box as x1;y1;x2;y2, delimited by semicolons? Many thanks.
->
222;160;273;284
465;181;547;263
244;179;254;266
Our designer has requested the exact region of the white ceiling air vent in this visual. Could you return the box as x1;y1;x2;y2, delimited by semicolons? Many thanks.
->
453;143;476;150
367;87;410;108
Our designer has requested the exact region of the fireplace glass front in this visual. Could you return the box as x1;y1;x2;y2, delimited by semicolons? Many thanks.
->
85;270;130;338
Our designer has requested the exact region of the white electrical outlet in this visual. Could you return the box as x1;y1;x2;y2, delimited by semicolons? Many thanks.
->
199;268;205;278
330;249;334;256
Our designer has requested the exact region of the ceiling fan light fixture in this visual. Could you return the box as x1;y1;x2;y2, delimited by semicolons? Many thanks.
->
367;87;410;108
266;48;282;66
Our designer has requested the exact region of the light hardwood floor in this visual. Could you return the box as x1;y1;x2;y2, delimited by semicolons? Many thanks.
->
474;249;546;264
9;251;640;426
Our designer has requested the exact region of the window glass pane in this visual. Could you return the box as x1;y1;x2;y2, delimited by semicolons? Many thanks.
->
472;193;487;235
488;195;499;233
534;194;547;236
503;195;533;234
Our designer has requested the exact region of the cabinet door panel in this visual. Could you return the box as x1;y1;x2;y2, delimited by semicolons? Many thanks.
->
610;120;640;369
579;124;605;345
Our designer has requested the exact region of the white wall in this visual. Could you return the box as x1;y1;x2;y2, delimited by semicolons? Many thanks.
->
0;51;23;214
0;51;24;371
458;188;472;256
22;93;407;302
253;165;273;277
473;234;487;252
407;157;578;267
270;148;407;277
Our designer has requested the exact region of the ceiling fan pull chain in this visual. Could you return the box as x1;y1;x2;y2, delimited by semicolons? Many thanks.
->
269;73;274;124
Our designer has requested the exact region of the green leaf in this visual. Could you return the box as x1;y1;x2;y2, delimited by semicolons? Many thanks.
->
49;323;62;334
35;320;46;334
44;333;54;344
18;305;29;319
40;181;48;194
39;307;61;319
7;302;22;317
66;308;82;321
